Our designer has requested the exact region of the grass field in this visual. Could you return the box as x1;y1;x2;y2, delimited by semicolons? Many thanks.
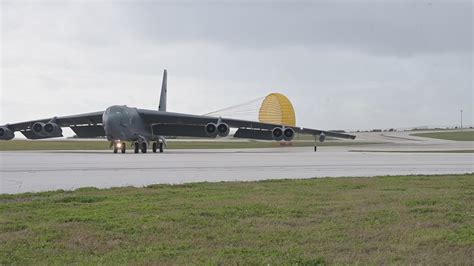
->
1;174;473;264
411;131;474;141
0;139;374;151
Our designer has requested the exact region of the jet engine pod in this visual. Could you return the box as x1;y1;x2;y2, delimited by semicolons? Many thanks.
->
44;122;62;136
217;123;230;137
0;127;14;140
319;133;326;142
32;122;46;136
272;127;284;141
283;128;295;141
205;123;218;137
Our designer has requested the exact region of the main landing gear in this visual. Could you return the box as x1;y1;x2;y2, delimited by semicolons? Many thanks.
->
133;142;147;153
131;140;164;154
134;142;140;153
112;137;164;154
152;142;164;153
141;142;147;153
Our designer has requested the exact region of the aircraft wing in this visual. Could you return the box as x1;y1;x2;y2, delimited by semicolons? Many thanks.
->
138;109;356;140
1;111;105;139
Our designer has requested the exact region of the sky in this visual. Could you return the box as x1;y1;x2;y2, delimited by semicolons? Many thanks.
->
1;0;472;133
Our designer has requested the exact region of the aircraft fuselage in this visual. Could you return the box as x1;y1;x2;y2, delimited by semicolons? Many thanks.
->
103;105;155;142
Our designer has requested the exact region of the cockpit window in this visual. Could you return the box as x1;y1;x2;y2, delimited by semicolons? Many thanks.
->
107;107;124;114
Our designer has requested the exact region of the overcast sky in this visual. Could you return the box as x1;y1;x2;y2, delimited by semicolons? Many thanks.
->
1;0;472;132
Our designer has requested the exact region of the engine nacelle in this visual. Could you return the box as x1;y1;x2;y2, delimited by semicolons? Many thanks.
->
272;127;284;141
319;133;326;142
205;123;218;137
283;128;295;141
217;123;230;137
32;122;62;137
32;122;46;136
44;122;62;136
0;127;14;140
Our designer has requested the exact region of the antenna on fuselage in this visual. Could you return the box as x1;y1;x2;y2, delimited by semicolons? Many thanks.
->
158;69;167;112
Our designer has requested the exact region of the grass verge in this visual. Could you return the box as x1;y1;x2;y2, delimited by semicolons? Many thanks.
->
1;174;473;264
0;140;375;151
411;131;474;141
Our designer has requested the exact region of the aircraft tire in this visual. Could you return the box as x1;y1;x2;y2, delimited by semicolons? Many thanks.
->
152;142;157;153
141;142;147;153
159;142;164;153
134;142;139;153
121;142;126;153
113;147;118;153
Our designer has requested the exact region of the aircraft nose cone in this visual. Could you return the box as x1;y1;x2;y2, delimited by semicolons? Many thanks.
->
103;112;124;140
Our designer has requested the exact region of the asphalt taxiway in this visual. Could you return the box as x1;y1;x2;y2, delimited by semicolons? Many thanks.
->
1;133;473;194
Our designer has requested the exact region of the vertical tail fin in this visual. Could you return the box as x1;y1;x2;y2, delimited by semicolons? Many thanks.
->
158;69;167;111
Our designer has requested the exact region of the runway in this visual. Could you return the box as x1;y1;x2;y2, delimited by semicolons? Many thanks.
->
1;145;473;194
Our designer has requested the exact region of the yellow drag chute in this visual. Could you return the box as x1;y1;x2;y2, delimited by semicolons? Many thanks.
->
258;93;296;127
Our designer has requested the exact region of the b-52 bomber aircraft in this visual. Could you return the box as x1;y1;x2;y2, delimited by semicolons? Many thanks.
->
0;70;355;153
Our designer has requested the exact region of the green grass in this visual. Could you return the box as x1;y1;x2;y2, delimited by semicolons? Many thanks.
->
0;140;374;151
412;131;474;141
1;174;473;264
351;150;474;153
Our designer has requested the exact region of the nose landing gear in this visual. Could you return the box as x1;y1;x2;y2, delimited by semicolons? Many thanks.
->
112;141;126;153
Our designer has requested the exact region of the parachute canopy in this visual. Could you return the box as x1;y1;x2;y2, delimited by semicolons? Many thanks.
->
258;93;296;127
204;92;296;127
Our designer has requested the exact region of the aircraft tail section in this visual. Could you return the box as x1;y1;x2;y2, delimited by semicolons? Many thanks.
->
159;69;167;111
